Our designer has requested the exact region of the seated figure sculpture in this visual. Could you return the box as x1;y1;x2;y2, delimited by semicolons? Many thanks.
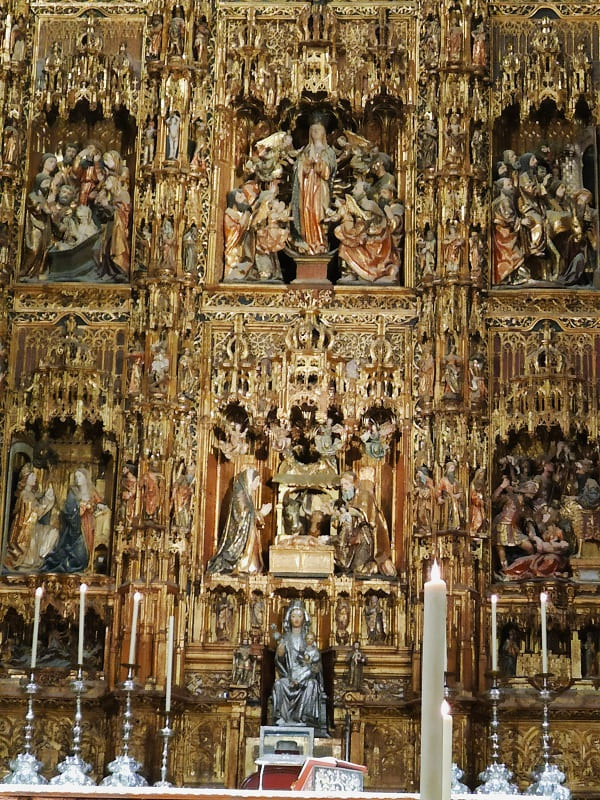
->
271;601;327;732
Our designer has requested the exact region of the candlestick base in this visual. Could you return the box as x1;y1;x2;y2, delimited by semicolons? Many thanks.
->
476;762;519;794
451;763;469;794
526;762;570;800
50;755;95;786
1;752;48;785
153;720;174;786
101;755;148;787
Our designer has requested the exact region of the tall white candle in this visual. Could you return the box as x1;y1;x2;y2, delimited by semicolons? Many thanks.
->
165;615;174;713
31;587;43;670
78;583;87;666
420;560;446;800
491;594;498;671
540;592;548;674
441;700;453;800
128;592;142;666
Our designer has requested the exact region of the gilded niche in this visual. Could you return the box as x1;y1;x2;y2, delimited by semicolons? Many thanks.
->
20;14;144;284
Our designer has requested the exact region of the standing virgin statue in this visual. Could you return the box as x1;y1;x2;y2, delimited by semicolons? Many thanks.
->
291;122;337;255
207;467;272;575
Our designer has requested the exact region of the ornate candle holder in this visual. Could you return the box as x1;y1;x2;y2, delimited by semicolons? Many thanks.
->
50;667;95;785
526;673;571;800
1;672;47;785
475;670;519;794
101;664;148;787
451;763;471;794
153;712;174;787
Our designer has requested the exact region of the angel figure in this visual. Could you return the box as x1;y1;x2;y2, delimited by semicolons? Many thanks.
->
218;420;249;461
335;130;379;178
268;419;292;453
360;419;395;461
245;130;297;186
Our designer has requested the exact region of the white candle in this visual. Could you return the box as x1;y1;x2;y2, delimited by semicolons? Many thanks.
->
128;592;142;665
441;700;453;800
78;583;87;666
165;615;174;713
540;592;548;674
420;560;446;800
31;586;43;670
491;594;498;671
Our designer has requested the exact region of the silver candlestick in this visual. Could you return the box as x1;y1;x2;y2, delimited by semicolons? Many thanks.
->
153;713;174;787
526;674;570;800
101;664;148;787
1;673;47;785
475;670;518;794
50;667;95;785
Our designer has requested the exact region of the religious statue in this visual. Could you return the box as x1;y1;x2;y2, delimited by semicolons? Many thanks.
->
335;596;351;645
165;112;181;160
232;636;256;685
182;224;199;275
43;468;108;573
223;182;287;282
119;463;138;526
271;601;326;731
250;594;265;629
140;468;164;520
436;461;466;530
499;628;519;677
414;464;435;534
468;467;487;537
142;118;157;165
583;632;598;678
364;595;386;643
442;345;462;399
417;229;437;280
346;641;367;690
207;467;272;575
215;592;234;642
333;151;404;284
4;464;59;572
170;460;195;529
331;471;396;576
146;14;163;59
471;22;488;69
291;122;337;255
20;145;131;283
360;419;395;461
168;7;186;57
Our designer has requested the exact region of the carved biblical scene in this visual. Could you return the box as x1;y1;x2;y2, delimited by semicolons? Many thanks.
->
3;421;115;575
20;15;142;284
223;114;405;285
207;312;405;579
490;428;597;581
0;603;105;672
492;18;598;288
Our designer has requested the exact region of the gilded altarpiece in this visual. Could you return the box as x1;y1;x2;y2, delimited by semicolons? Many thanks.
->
0;0;599;792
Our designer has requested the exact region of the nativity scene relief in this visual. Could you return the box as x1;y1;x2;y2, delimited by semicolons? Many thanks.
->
206;312;403;578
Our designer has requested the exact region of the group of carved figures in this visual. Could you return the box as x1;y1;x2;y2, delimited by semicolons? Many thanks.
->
414;461;487;537
22;145;131;283
492;145;598;287
207;463;396;579
490;443;600;579
4;463;110;574
224;122;404;284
